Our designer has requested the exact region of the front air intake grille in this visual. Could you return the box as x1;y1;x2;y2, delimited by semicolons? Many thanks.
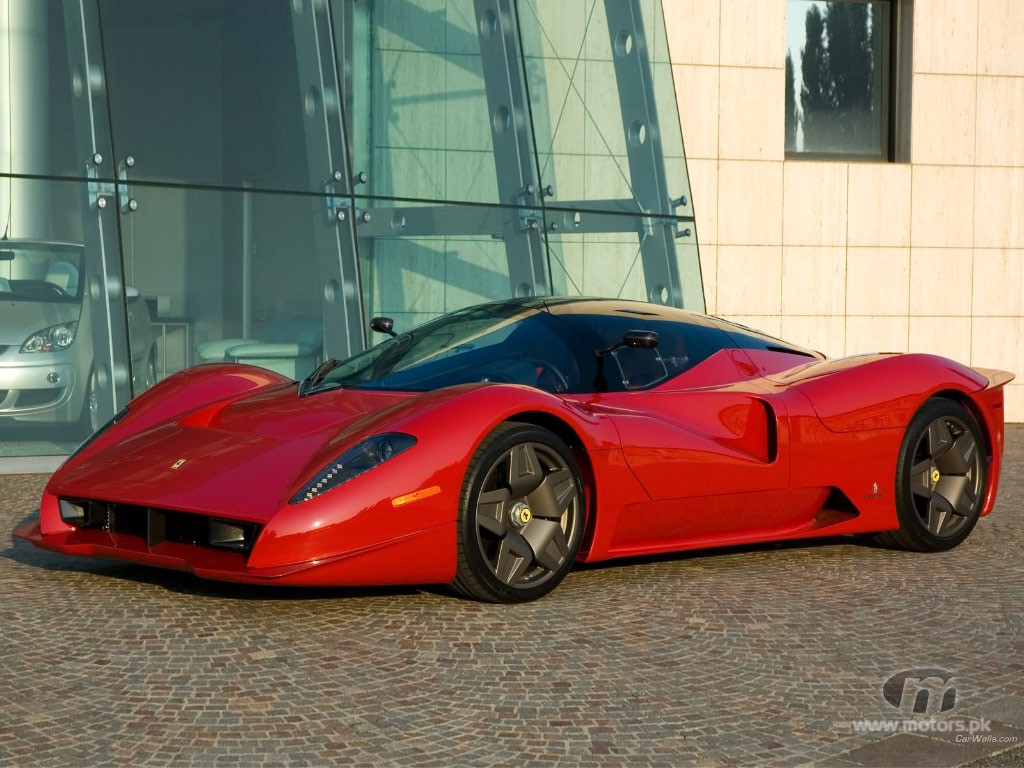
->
60;498;260;554
17;388;62;408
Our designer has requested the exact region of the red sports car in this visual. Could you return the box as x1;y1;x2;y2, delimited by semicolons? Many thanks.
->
15;298;1013;602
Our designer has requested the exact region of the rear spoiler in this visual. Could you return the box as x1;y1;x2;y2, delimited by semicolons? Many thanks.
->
972;368;1015;389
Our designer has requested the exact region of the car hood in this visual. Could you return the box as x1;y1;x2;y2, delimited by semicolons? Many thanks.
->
51;385;426;521
0;300;81;346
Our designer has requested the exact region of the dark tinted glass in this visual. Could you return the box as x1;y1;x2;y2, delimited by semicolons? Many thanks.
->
321;303;592;394
709;317;821;358
558;312;725;391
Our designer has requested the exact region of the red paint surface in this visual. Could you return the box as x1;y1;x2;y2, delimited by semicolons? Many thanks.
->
15;341;1012;587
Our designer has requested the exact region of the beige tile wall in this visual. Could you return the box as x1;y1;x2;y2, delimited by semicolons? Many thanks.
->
666;0;1024;420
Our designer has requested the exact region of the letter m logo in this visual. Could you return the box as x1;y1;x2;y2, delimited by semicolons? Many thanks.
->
883;668;957;714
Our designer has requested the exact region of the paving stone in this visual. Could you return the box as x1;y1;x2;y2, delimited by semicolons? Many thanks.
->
0;425;1022;766
836;733;979;767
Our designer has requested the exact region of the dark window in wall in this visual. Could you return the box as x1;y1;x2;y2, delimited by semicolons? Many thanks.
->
785;0;912;161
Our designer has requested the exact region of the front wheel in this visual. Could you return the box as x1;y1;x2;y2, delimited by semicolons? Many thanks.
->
453;423;586;603
76;369;102;439
877;399;988;552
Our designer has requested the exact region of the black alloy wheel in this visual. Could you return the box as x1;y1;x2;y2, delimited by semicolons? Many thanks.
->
878;398;988;552
454;423;585;602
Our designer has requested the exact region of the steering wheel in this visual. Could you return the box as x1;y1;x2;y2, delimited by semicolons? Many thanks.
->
42;282;69;297
530;360;570;394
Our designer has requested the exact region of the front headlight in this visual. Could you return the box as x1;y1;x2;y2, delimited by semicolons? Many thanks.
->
291;433;416;504
20;322;79;353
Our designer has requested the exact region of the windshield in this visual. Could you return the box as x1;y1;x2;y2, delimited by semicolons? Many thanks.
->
321;302;592;394
0;242;84;303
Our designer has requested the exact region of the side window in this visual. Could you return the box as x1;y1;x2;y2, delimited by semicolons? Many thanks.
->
711;317;820;358
568;315;723;391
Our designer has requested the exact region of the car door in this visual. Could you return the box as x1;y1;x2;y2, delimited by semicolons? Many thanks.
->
589;319;807;548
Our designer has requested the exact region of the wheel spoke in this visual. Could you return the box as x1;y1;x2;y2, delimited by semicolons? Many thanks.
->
507;444;543;497
521;519;569;572
468;433;583;596
925;493;954;535
935;432;977;476
526;469;577;520
494;531;533;584
934;475;969;516
954;484;979;517
927;419;955;461
476;488;511;536
910;459;933;498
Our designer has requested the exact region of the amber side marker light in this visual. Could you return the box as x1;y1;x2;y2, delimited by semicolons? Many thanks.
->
392;486;442;507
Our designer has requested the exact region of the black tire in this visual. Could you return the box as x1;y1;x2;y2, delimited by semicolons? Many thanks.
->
453;423;586;603
76;368;102;440
143;354;158;392
876;398;988;552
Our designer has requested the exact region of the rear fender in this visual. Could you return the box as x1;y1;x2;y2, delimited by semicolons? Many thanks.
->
773;353;989;433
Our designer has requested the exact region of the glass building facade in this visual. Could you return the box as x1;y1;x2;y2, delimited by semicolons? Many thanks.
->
0;0;701;461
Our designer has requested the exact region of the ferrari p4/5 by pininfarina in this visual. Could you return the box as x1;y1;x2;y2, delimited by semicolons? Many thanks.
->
15;298;1013;602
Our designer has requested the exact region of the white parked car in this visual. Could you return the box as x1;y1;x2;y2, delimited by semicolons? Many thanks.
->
0;240;156;436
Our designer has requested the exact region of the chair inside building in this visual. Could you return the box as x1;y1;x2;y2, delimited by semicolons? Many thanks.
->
196;316;323;380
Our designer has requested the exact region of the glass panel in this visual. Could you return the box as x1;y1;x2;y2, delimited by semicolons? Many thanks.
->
355;198;520;330
121;183;356;381
0;1;114;182
349;0;503;206
642;1;697;224
546;210;670;302
99;0;348;193
0;177;129;456
786;0;889;157
519;0;701;310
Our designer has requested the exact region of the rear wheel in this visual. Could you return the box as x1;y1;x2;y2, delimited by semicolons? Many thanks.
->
453;423;585;603
877;399;988;552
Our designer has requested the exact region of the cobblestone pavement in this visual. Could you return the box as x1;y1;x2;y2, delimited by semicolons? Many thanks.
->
2;427;1023;767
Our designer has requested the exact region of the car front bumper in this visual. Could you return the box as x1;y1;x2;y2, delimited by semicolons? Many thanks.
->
0;358;81;424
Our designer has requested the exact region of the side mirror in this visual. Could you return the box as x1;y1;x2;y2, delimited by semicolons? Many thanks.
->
622;330;659;350
597;330;659;357
370;316;397;338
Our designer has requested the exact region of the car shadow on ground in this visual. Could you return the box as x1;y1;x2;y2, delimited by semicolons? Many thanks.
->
573;532;880;574
5;506;882;603
3;510;429;602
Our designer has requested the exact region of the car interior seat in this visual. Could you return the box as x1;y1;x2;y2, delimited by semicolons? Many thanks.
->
196;316;323;380
44;261;80;295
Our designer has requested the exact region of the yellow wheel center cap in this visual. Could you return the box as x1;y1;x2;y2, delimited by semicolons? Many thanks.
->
931;468;941;484
510;503;532;527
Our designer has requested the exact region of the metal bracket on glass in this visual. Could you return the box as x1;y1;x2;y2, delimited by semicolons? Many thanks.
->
324;172;351;224
513;185;541;232
602;0;683;306
118;155;137;213
670;195;693;239
474;0;550;298
86;156;115;211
